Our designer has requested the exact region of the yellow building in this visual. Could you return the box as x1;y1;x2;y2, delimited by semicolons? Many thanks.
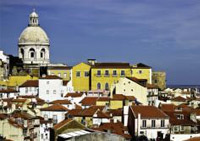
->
48;66;72;81
72;62;91;91
91;63;132;91
0;75;38;88
131;63;152;84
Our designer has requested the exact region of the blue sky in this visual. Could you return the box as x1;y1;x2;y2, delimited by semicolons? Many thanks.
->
0;0;200;85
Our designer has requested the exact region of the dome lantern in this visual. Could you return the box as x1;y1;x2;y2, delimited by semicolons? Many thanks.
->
29;9;39;26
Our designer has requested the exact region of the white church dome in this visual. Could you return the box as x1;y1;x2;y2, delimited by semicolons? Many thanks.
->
18;26;49;44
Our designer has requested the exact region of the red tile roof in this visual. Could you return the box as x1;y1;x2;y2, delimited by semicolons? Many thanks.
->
80;97;98;106
164;111;196;126
131;105;169;119
66;105;105;117
20;80;38;87
185;137;200;141
97;97;110;101
111;94;136;101
171;96;187;102
40;104;69;111
159;104;176;112
48;66;72;70
95;110;111;118
0;89;18;93
54;119;72;130
146;83;159;89
92;121;131;139
65;92;84;97
49;99;71;105
12;98;27;103
40;75;62;79
92;62;131;68
108;109;123;116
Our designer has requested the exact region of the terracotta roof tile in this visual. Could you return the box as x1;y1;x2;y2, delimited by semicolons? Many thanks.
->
54;119;72;130
92;62;131;68
171;96;187;102
95;110;111;118
65;92;84;97
20;80;38;87
159;104;176;112
108;109;123;116
97;97;110;101
40;75;62;79
49;99;71;105
131;105;169;119
164;111;196;126
80;97;98;106
185;137;200;141
92;121;131;139
40;104;69;111
12;98;27;103
0;89;18;93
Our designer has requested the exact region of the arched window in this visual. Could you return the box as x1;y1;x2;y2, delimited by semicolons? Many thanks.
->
40;48;45;58
105;83;109;90
97;83;101;90
21;48;24;58
29;48;35;58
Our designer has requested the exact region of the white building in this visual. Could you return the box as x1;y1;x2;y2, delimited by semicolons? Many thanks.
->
40;104;68;125
18;10;50;65
39;75;73;102
19;80;38;96
0;50;9;80
128;105;170;140
0;89;19;99
112;77;148;105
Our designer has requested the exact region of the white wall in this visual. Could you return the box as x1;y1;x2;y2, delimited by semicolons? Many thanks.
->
41;111;67;124
19;87;38;96
39;79;65;102
170;133;200;141
115;78;148;105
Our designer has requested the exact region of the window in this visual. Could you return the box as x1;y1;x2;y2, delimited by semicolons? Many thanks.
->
113;70;117;76
154;80;158;83
64;73;67;78
29;48;35;58
152;120;155;127
97;70;101;76
84;71;89;77
46;90;49;94
176;114;184;120
105;83;109;90
105;70;109;76
142;120;146;127
121;70;125;76
76;71;81;77
53;90;56;94
40;48;45;58
139;70;143;74
25;88;28;93
97;83;101;90
44;114;48;120
53;115;57;124
161;120;165;127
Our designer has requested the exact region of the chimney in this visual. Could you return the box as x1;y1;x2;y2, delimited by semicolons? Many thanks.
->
87;59;97;65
